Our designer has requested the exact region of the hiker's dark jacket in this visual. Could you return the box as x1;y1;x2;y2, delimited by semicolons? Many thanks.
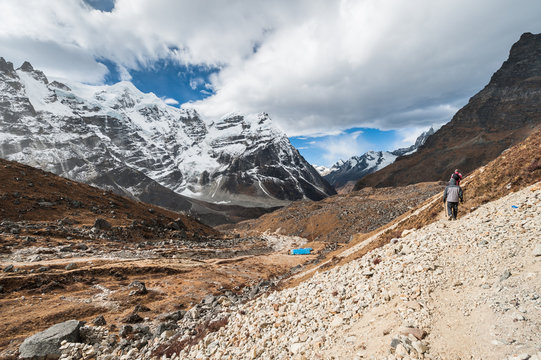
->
443;179;463;203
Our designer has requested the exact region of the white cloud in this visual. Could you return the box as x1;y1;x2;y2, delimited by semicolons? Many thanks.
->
316;131;373;164
0;0;540;134
189;77;204;90
116;64;132;81
162;97;179;105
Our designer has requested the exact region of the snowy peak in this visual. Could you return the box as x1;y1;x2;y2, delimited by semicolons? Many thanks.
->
17;61;49;84
0;59;335;211
324;151;397;189
323;129;434;189
313;165;334;177
392;127;435;157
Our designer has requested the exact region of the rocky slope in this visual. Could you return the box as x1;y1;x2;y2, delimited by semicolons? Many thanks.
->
179;183;541;360
355;32;541;189
0;59;335;213
49;182;541;360
323;127;434;189
0;157;216;239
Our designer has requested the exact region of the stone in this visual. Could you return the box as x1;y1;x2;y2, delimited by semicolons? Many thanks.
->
395;343;409;356
38;201;55;207
93;218;112;230
168;221;181;231
155;322;178;336
134;304;151;313
203;294;215;305
128;281;147;296
156;310;185;322
533;244;541;257
160;330;176;340
122;313;143;324
500;270;512;281
330;316;344;328
119;325;133;337
92;315;106;326
411;340;427;354
390;338;401;349
399;327;427;340
3;264;14;272
65;263;77;270
19;320;83;359
290;342;305;354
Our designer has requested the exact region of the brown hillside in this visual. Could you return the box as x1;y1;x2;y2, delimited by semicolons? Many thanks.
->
355;32;541;190
227;182;443;245
0;158;217;239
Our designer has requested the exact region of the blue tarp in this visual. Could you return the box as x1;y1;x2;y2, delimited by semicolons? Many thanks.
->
291;248;312;255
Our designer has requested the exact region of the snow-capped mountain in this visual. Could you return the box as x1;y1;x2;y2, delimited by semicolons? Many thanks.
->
391;127;435;157
0;58;335;210
313;165;334;177
323;151;397;189
323;128;434;189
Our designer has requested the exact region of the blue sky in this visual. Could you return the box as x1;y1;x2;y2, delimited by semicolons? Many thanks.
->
290;128;404;166
1;1;539;166
100;58;218;106
82;0;114;12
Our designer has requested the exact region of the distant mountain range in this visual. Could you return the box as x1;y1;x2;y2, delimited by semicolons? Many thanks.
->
316;127;434;189
0;58;335;224
355;32;541;189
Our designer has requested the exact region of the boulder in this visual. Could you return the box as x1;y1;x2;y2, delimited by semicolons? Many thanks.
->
93;218;111;230
92;315;106;326
128;281;147;296
121;312;143;324
19;320;83;359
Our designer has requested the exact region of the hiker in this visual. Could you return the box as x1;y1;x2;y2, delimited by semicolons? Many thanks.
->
451;169;463;185
443;176;463;220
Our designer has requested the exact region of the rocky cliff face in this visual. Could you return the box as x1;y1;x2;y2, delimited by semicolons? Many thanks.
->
0;59;335;212
355;32;541;189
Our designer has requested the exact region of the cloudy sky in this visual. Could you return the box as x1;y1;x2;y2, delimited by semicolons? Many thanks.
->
0;0;540;166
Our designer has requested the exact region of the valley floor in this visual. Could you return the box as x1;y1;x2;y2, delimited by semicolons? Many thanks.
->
0;231;318;357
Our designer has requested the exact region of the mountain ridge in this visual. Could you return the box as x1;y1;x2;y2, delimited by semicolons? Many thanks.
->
0;58;335;222
321;127;435;189
355;32;541;189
